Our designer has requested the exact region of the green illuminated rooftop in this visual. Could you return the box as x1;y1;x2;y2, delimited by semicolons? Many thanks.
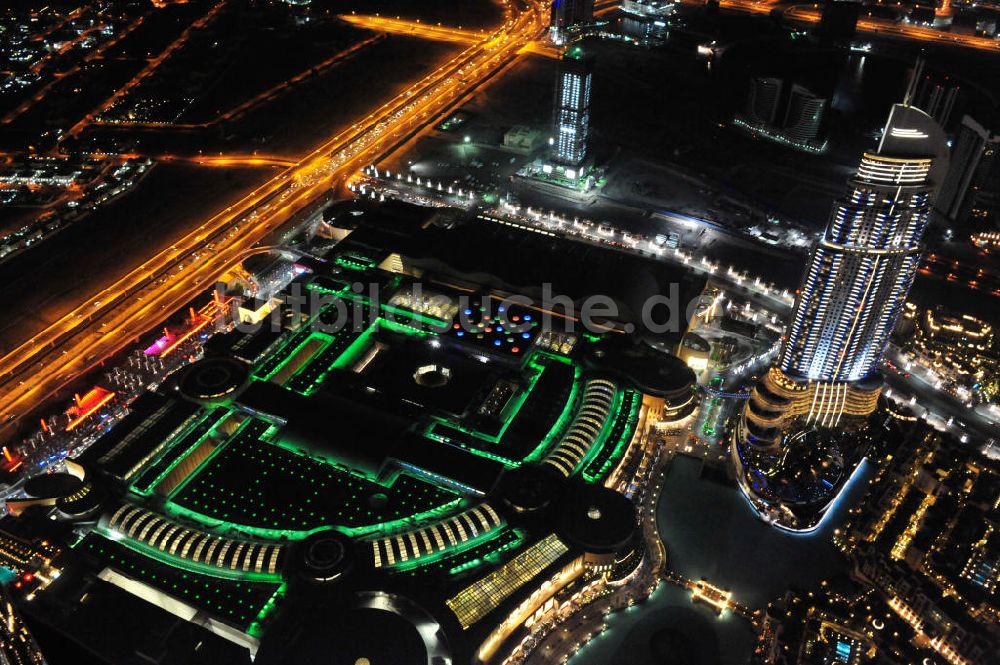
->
169;429;459;533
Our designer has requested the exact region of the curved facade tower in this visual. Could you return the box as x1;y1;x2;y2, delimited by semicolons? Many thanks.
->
735;104;949;530
781;107;947;385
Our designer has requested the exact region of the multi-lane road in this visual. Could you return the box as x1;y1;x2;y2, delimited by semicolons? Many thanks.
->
0;0;546;442
785;3;1000;52
683;0;1000;53
339;14;488;45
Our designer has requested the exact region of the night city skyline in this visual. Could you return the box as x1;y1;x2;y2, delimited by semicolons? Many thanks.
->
0;1;999;664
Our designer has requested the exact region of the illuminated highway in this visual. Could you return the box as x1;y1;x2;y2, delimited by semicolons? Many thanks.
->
785;3;1000;52
157;154;299;168
0;0;546;439
339;14;487;44
682;0;1000;52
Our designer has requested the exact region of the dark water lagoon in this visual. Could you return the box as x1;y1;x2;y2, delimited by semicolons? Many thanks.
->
569;454;876;665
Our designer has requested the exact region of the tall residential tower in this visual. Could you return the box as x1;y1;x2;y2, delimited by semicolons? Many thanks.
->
746;77;783;125
551;49;594;167
735;103;949;530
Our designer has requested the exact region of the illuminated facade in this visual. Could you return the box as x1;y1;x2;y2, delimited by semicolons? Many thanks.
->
551;49;593;167
736;104;949;530
972;230;1000;249
898;303;997;404
779;104;948;387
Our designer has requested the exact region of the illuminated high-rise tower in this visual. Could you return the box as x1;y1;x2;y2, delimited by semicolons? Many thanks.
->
778;104;948;388
551;49;593;167
735;102;948;530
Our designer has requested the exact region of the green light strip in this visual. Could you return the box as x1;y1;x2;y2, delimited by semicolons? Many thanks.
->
379;303;449;330
525;363;582;463
259;331;333;382
574;388;625;475
349;496;465;538
246;582;286;638
376;317;431;338
163;500;342;539
159;417;263;503
448;529;524;577
131;408;232;497
582;391;642;483
329;320;379;371
422;430;518;468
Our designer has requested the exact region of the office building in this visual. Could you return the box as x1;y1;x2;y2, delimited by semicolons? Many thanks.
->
936;114;1000;226
551;49;594;167
736;103;949;530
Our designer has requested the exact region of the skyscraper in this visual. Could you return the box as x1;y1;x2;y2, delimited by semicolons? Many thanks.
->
551;49;594;167
783;84;827;143
912;73;959;129
746;77;783;125
736;103;949;530
936;115;1000;227
736;79;828;152
550;0;595;43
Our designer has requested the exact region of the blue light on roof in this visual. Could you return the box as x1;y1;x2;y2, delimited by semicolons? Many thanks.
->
464;309;473;315
522;332;530;338
523;315;531;321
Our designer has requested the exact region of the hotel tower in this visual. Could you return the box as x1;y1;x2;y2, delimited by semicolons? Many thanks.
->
734;102;949;530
